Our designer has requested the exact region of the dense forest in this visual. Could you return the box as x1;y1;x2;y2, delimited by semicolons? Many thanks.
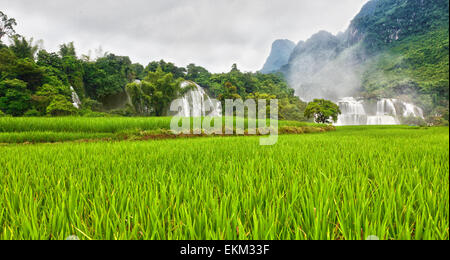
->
0;11;307;120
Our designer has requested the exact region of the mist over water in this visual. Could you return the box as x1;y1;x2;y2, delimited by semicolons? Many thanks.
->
288;44;365;102
335;97;424;126
284;32;426;126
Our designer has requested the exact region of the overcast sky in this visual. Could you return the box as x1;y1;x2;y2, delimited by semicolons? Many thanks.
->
1;0;369;73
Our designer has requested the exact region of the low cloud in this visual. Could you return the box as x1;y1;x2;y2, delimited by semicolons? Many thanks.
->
1;0;368;72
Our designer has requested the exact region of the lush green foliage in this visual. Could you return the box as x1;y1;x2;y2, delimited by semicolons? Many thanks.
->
126;68;184;116
84;54;136;99
9;36;39;60
0;79;30;116
278;0;449;121
0;11;306;120
0;126;447;240
362;28;449;115
150;62;308;121
145;60;187;80
0;44;76;116
45;95;77;116
353;0;449;116
0;11;16;42
351;0;449;52
304;99;341;124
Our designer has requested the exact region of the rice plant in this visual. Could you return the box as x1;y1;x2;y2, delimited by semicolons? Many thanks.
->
0;126;447;240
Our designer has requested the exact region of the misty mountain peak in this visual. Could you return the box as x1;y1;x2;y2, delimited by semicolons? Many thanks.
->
267;0;448;109
301;31;340;52
260;39;296;74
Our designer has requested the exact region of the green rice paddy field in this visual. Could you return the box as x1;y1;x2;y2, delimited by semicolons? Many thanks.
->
0;117;448;240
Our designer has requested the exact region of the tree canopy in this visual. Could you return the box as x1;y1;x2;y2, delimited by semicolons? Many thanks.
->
0;11;16;42
0;11;307;120
304;99;341;124
126;67;183;116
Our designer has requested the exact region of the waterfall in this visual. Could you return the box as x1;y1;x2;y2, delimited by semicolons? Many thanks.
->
335;97;367;126
70;86;82;109
176;81;222;117
367;99;399;125
336;97;424;126
377;99;397;116
403;102;424;118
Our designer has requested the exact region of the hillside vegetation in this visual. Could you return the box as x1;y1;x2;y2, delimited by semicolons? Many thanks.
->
265;0;449;122
0;11;306;120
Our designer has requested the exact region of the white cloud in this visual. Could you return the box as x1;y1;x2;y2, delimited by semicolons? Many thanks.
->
1;0;369;72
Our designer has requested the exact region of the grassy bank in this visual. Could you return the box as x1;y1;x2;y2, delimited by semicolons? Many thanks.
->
0;117;319;133
0;117;330;144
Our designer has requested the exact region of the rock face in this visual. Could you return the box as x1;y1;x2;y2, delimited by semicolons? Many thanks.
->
260;39;295;74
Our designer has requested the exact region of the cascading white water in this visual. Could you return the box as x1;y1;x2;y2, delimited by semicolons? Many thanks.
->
403;102;424;118
70;86;82;109
367;115;398;125
335;97;367;126
367;99;399;125
335;97;424;126
177;81;222;117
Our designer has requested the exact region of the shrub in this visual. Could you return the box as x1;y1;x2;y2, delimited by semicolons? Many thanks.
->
23;109;41;117
82;111;111;117
400;116;427;127
109;105;135;117
46;95;77;116
426;116;449;126
81;98;103;111
0;79;31;116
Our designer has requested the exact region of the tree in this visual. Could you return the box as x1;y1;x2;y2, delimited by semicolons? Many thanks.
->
46;94;77;116
9;36;39;59
0;47;17;76
0;79;31;116
12;58;45;91
247;92;277;118
126;67;183;116
304;99;341;124
83;57;130;99
0;11;16;42
59;42;77;58
231;63;239;73
145;60;186;79
218;82;241;102
37;50;64;70
32;83;71;114
130;63;145;80
186;63;211;88
83;54;135;99
278;97;307;121
60;55;84;97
